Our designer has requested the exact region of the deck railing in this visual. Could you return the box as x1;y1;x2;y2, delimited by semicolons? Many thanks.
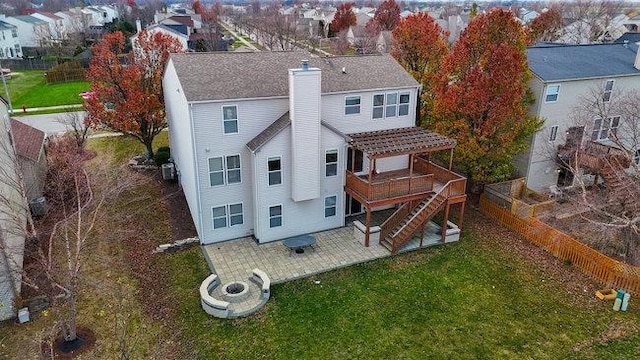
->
345;171;434;202
415;158;467;196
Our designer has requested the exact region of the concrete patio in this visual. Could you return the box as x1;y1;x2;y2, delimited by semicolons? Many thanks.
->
202;219;460;285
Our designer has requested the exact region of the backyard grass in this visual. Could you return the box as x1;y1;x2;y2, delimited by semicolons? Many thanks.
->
4;70;90;109
165;221;639;359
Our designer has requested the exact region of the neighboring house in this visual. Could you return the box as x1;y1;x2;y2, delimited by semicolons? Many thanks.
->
623;14;640;32
0;97;27;321
519;9;540;24
58;8;92;35
0;16;22;59
517;43;640;192
25;10;64;40
163;51;467;252
559;14;629;44
3;15;49;48
131;24;188;52
10;119;46;201
615;32;640;45
376;31;394;54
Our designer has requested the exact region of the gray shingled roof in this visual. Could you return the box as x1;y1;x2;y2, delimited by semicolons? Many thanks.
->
615;32;640;44
12;15;46;24
169;51;419;102
246;112;290;153
527;43;640;82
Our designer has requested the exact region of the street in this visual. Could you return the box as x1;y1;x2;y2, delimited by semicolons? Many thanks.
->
13;111;86;136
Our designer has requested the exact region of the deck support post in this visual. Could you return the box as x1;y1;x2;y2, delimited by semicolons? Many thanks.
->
408;154;414;192
458;201;465;229
448;148;454;170
419;218;426;247
365;206;372;247
442;202;450;242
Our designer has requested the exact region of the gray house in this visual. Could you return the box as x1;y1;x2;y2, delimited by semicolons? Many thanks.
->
517;43;640;192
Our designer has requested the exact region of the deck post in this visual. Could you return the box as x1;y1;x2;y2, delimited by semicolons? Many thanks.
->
458;201;465;229
368;157;374;198
351;147;356;172
448;148;454;170
408;153;414;192
365;206;372;247
419;218;426;247
442;202;450;242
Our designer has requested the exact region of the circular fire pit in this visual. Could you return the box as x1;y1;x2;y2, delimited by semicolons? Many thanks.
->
221;281;250;302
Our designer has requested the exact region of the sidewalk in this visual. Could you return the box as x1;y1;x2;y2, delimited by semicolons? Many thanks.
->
10;104;83;114
218;21;260;51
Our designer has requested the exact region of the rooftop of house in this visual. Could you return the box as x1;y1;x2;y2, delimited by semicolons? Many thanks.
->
10;15;46;24
527;43;640;82
138;23;188;39
9;119;45;162
25;10;63;20
169;51;419;102
166;15;195;28
0;21;16;30
615;32;640;44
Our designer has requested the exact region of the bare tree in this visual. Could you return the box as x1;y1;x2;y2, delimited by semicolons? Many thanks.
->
56;110;89;151
560;0;626;43
550;86;640;265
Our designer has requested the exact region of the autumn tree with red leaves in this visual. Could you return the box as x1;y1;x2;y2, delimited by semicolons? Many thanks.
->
429;8;542;185
526;7;563;45
330;3;356;35
372;0;401;31
84;31;185;158
392;12;449;117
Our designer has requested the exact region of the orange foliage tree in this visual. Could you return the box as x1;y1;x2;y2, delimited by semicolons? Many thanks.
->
84;31;185;158
526;8;563;45
391;12;449;118
330;3;356;35
372;0;401;31
430;8;542;184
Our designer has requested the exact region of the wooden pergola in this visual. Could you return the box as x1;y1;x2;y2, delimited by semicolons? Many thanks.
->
345;127;466;248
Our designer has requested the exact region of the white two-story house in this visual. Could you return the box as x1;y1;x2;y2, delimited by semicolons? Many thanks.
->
517;43;640;192
0;16;21;59
163;51;467;250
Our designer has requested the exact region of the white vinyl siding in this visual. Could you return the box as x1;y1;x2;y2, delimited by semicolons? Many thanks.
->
222;105;238;134
269;205;282;228
545;84;560;103
324;195;337;217
268;157;282;186
325;149;338;177
345;96;361;115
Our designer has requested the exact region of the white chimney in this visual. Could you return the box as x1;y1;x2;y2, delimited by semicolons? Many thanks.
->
289;60;321;202
136;18;142;33
635;45;640;71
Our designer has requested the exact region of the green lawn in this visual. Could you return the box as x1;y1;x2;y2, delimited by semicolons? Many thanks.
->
165;223;639;359
4;70;90;109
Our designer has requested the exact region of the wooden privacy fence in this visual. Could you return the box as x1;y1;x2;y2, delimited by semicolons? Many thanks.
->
479;194;640;295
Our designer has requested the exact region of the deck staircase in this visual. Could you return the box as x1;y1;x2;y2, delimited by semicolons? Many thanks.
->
576;143;639;207
380;186;449;253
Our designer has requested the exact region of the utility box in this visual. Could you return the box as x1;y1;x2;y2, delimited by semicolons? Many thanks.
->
161;163;175;180
29;197;47;217
18;308;29;323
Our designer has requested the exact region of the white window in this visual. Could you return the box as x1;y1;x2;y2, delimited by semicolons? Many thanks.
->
635;149;640;165
345;96;361;115
373;92;409;119
226;155;241;184
229;203;244;226
385;92;398;117
591;116;620;141
11;29;17;38
212;203;243;229
545;85;560;102
324;196;337;217
269;205;282;228
372;94;385;119
208;157;224;186
399;92;410;116
208;155;241;186
325;149;338;177
549;125;558;142
268;157;281;186
603;80;614;102
222;105;238;134
212;206;227;229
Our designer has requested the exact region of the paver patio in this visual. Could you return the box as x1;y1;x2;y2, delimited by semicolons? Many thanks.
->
202;220;458;285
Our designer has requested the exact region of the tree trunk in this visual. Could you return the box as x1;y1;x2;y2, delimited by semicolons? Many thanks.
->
64;292;78;341
145;141;154;160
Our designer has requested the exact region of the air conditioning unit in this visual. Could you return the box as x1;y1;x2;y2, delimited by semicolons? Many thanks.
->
161;163;175;180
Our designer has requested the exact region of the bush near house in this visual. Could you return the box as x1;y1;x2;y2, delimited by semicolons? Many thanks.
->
154;146;171;165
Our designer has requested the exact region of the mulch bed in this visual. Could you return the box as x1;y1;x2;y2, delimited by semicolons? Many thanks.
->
40;326;96;359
